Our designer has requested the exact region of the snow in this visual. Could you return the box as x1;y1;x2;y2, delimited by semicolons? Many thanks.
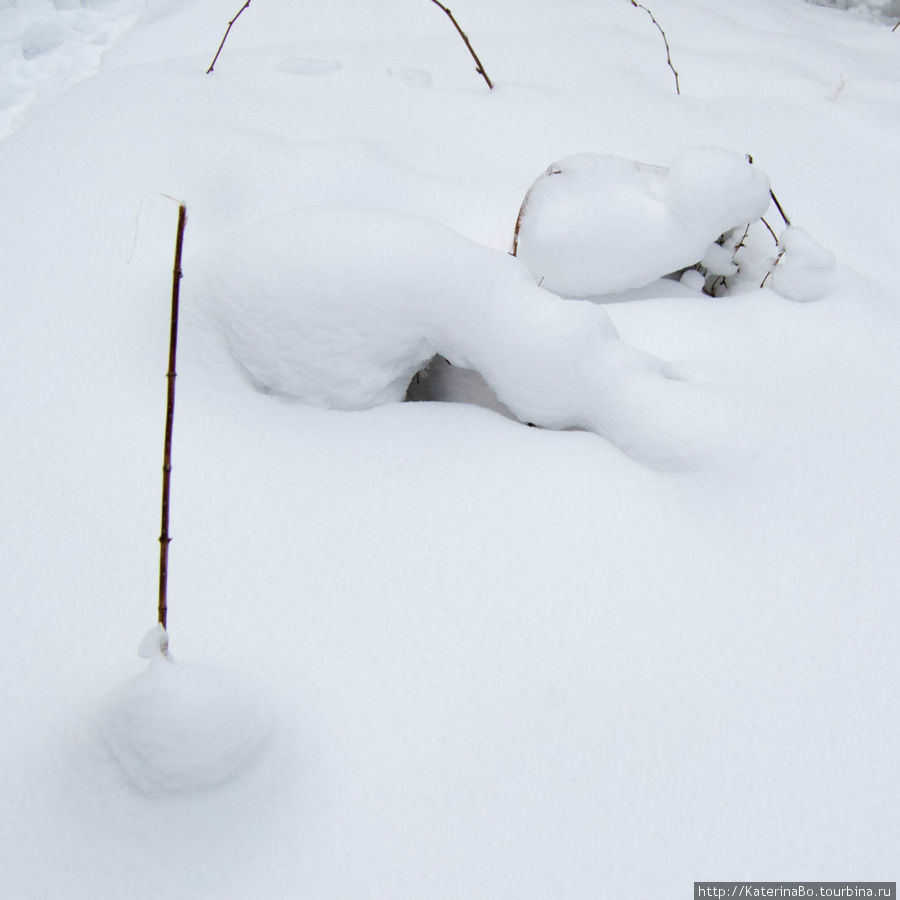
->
770;225;839;302
0;0;142;138
100;626;271;795
194;206;705;465
515;148;770;296
1;0;899;897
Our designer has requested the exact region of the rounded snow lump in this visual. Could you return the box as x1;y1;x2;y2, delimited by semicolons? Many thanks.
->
514;147;770;297
99;626;271;795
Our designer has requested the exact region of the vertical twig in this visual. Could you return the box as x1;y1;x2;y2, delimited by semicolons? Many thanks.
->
427;0;494;90
628;0;680;95
159;204;187;632
206;0;253;74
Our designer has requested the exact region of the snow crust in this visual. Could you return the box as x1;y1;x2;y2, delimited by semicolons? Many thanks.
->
515;148;771;297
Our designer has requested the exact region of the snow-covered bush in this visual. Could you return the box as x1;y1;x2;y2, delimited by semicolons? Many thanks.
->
513;148;771;297
192;208;698;462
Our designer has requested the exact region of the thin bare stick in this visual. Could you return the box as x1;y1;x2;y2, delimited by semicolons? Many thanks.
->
511;193;527;256
511;164;561;256
761;216;779;245
207;0;253;74
769;189;791;228
761;245;786;289
628;0;680;95
159;204;187;632
893;20;899;32
427;0;493;90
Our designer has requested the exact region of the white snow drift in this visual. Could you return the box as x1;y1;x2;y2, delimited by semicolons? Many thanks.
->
514;148;771;297
192;207;709;463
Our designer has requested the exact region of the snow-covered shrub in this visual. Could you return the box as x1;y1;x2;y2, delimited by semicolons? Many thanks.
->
192;208;697;462
513;148;771;297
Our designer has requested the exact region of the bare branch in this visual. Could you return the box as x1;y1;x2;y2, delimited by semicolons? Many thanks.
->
428;0;494;90
207;0;253;74
769;189;791;228
761;245;786;290
159;204;187;633
628;0;680;95
761;217;779;245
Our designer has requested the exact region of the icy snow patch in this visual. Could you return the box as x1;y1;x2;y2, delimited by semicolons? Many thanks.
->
770;227;838;303
191;208;712;465
514;148;771;297
99;626;271;796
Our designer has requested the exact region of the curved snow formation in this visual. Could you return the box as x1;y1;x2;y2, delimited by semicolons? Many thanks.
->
99;626;271;796
192;208;701;463
514;147;771;297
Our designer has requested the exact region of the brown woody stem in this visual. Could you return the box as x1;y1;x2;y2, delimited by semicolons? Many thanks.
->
629;0;680;95
428;0;494;90
206;0;253;74
158;203;187;632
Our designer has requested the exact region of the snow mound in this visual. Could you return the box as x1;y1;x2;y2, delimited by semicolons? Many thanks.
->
99;626;271;796
514;148;771;297
192;207;711;464
770;226;838;303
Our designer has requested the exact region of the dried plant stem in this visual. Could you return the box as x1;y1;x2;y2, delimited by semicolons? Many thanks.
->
206;0;253;74
428;0;493;90
159;203;187;632
511;164;560;256
628;0;680;95
761;216;779;245
761;244;786;289
893;20;899;32
511;194;527;256
769;189;791;228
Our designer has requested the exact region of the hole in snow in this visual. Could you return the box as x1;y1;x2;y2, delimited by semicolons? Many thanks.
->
405;354;518;421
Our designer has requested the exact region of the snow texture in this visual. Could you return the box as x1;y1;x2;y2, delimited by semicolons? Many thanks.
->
514;148;771;297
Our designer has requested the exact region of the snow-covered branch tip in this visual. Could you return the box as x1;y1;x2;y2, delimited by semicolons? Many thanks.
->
427;0;494;90
628;0;680;95
206;0;253;74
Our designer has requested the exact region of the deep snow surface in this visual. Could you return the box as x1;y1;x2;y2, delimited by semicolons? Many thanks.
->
1;1;898;898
